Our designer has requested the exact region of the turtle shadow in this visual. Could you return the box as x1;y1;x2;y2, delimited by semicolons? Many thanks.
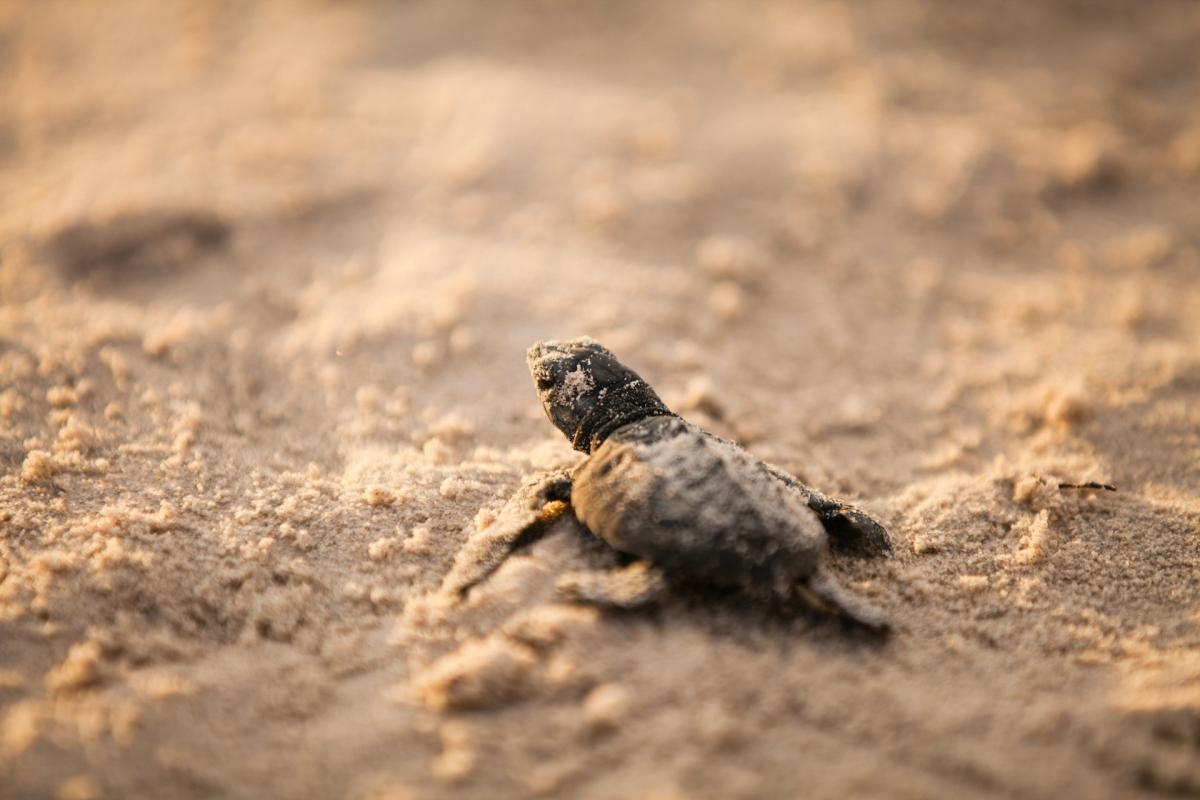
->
615;582;892;649
489;516;891;647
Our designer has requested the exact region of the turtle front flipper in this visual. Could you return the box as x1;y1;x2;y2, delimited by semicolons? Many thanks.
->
796;569;890;633
762;463;892;556
440;468;573;598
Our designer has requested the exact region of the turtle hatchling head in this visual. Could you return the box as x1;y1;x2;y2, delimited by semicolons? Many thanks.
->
526;337;672;453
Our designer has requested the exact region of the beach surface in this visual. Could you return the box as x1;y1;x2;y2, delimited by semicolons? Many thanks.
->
2;2;1199;797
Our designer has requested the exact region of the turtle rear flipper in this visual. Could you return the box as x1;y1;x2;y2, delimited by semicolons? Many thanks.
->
762;462;892;556
815;504;892;556
796;570;890;633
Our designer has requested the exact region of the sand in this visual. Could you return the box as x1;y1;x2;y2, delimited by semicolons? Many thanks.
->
1;1;1199;798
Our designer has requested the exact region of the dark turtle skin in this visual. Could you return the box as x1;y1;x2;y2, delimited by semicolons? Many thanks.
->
441;337;892;630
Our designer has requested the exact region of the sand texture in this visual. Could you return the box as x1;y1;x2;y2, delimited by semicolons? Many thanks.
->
2;1;1199;798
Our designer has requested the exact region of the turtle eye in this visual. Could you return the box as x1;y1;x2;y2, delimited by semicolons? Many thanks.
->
536;374;557;391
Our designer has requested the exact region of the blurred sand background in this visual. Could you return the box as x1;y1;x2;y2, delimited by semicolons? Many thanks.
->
2;1;1199;797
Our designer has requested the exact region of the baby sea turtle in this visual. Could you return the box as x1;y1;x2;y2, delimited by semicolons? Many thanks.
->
442;337;892;630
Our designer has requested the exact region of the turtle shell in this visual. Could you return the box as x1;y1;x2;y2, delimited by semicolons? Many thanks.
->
571;415;826;594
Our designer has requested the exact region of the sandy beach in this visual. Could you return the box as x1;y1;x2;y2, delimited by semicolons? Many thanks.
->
1;2;1199;797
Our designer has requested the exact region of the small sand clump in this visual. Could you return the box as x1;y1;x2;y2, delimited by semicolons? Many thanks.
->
46;385;80;407
1;701;43;757
707;281;746;320
364;486;397;507
367;536;401;562
1011;476;1045;505
412;342;439;368
1106;226;1176;271
502;604;600;650
670;375;726;420
583;683;633;733
431;722;476;783
438;476;484;500
910;533;940;555
44;641;104;693
56;775;102;800
414;636;539;711
695;235;767;284
403;527;434;555
0;388;21;418
1042;387;1087;429
20;450;59;482
957;574;989;593
1014;509;1053;565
